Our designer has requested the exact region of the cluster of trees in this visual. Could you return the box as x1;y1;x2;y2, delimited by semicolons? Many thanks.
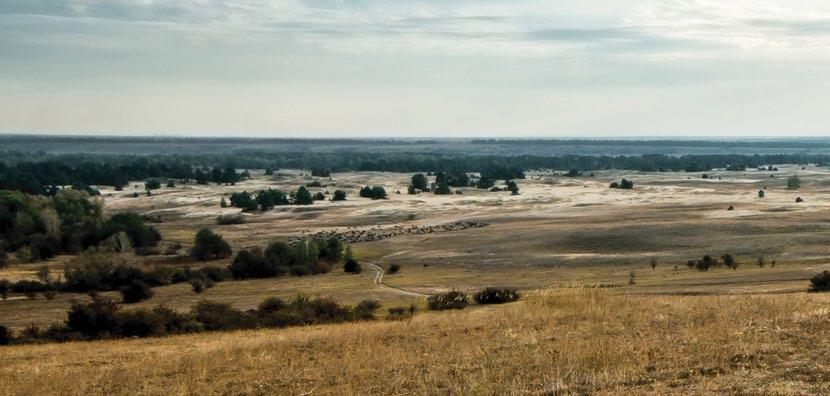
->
0;250;229;303
0;190;160;263
685;254;740;272
610;179;635;189
406;172;519;195
226;187;321;211
0;228;350;302
0;294;380;344
230;237;345;278
359;186;388;200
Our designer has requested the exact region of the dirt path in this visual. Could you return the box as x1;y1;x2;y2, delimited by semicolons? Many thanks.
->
364;261;432;298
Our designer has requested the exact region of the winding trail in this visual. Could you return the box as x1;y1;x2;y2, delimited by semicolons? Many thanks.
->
364;261;432;298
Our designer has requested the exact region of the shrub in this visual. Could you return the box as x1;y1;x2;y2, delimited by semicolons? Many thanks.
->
294;186;314;205
199;266;229;282
307;297;353;323
787;175;801;190
427;291;469;310
135;247;160;256
473;287;520;304
66;296;120;337
387;305;416;321
191;300;254;331
0;325;10;345
230;248;272;279
505;180;519;195
120;280;154;303
12;280;47;299
353;300;381;320
258;297;287;313
331;190;347;201
610;179;634;189
229;191;257;211
145;179;162;190
387;263;401;274
191;228;232;261
114;309;165;337
217;214;245;225
344;258;362;274
359;185;387;199
809;271;830;292
289;265;311;276
190;277;208;293
152;305;202;334
0;279;10;300
145;266;176;286
722;254;738;270
312;261;333;275
42;289;58;300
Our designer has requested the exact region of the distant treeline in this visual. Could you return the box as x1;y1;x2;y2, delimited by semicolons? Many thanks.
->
469;138;830;149
1;151;826;195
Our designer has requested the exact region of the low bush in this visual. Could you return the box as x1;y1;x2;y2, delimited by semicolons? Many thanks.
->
386;305;416;321
344;258;362;274
120;280;154;303
427;291;469;311
0;325;10;345
387;263;401;274
0;294;395;345
191;300;255;331
809;270;830;292
217;214;246;225
353;300;381;320
473;287;520;304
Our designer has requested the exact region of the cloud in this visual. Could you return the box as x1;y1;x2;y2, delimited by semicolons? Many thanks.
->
2;1;830;136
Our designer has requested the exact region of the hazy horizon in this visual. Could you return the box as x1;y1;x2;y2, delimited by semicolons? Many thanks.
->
2;1;830;137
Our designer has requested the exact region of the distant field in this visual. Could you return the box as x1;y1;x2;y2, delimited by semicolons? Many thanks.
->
1;165;828;331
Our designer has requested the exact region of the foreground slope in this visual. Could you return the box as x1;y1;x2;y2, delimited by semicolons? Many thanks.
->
1;290;827;395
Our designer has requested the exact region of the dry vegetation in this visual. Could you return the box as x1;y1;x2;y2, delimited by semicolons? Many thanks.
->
0;289;827;395
2;165;830;394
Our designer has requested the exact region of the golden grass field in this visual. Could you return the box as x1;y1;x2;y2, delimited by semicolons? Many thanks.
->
1;289;827;395
1;166;829;394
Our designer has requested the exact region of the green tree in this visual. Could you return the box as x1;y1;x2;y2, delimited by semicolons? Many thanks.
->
506;180;519;195
191;228;232;261
294;186;313;205
411;173;428;191
145;179;162;190
433;181;451;195
331;190;347;201
787;175;801;190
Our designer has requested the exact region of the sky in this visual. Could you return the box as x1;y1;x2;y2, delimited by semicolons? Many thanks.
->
1;0;830;137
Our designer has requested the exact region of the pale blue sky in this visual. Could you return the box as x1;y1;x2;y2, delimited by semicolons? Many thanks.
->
1;0;829;137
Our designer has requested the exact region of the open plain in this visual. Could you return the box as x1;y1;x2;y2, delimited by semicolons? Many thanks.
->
1;165;829;395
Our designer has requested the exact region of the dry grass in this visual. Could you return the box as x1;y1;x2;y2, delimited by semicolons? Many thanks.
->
1;289;827;395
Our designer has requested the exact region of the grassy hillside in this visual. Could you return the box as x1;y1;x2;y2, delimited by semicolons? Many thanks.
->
1;289;827;395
